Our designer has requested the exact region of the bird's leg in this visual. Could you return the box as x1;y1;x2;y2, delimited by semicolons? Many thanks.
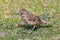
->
28;25;36;34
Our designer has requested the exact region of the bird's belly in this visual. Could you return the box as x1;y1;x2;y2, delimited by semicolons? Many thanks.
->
22;19;36;25
26;21;37;25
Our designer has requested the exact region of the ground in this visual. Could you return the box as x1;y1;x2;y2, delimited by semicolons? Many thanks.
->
0;0;60;40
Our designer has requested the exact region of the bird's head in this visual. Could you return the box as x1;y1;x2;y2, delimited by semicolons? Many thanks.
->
17;9;29;15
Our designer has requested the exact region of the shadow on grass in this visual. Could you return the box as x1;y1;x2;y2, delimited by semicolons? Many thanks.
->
18;24;53;31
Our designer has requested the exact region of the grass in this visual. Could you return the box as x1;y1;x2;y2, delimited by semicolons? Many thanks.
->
0;0;60;40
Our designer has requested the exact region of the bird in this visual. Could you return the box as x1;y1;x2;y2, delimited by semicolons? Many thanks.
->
16;9;50;34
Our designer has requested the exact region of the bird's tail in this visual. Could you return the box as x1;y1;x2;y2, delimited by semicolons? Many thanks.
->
41;19;52;25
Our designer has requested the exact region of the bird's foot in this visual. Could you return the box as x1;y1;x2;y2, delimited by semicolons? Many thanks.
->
22;31;27;33
27;30;33;34
22;30;33;34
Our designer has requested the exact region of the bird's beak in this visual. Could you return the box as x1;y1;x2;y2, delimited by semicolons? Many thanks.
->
15;12;21;16
15;11;20;15
15;10;20;15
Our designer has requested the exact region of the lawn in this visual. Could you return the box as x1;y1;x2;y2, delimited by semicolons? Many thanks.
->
0;0;60;40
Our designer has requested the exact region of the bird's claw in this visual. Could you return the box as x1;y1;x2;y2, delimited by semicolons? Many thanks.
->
27;30;32;34
22;30;32;34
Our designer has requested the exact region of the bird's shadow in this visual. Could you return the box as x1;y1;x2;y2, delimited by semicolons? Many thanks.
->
19;24;53;31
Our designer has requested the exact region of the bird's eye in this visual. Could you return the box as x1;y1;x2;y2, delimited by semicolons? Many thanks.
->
21;13;23;14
